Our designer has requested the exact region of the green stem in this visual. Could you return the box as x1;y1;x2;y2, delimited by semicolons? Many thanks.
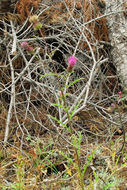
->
61;89;72;133
75;148;84;190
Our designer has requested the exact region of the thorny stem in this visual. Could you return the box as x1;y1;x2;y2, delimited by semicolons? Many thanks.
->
47;54;72;132
60;89;72;133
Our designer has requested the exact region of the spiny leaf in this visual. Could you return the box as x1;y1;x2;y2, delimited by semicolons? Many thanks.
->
62;78;84;90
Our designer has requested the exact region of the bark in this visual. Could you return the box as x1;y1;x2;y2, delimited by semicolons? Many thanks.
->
105;0;127;88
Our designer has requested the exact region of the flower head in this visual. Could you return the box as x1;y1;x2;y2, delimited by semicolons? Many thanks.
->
29;15;38;23
67;56;77;72
68;56;77;67
21;41;34;53
118;91;122;95
21;41;28;48
29;15;42;30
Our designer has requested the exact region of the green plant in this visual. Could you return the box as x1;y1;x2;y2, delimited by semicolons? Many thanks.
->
40;56;95;189
26;136;64;175
40;56;83;133
12;155;25;190
90;146;126;190
40;70;83;132
0;155;25;190
60;132;96;190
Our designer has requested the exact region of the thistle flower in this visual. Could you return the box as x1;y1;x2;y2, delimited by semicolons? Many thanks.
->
21;41;33;53
21;41;28;48
118;91;122;95
29;15;42;30
67;56;77;72
29;15;38;23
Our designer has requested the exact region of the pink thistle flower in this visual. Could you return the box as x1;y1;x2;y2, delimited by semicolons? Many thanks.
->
68;56;77;66
21;41;28;48
21;41;33;52
118;91;122;95
67;56;77;72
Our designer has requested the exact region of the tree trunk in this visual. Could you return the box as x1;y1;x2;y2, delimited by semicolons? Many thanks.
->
105;0;127;88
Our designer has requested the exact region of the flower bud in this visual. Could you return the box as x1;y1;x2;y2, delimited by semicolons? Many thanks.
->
29;15;38;23
33;21;42;30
